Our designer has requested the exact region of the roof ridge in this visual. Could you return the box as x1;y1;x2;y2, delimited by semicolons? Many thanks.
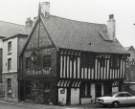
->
50;14;106;26
0;20;24;27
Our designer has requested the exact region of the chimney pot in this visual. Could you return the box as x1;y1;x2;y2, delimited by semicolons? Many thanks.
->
109;14;114;19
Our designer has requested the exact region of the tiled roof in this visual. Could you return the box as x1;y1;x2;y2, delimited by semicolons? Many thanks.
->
41;15;129;54
0;21;27;38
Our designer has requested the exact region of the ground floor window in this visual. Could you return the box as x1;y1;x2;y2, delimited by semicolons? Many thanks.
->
7;78;12;97
81;82;91;97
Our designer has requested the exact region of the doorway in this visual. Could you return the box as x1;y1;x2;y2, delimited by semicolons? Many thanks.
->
95;84;101;97
66;88;71;105
104;83;112;96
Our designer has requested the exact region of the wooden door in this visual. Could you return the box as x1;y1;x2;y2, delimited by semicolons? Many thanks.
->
95;84;101;97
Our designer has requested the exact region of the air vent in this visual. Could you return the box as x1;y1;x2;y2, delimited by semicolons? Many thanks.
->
88;42;95;46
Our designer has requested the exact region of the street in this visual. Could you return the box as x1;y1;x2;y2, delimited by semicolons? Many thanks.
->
0;102;135;109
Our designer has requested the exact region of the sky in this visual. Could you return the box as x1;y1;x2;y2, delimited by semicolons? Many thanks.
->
0;0;135;47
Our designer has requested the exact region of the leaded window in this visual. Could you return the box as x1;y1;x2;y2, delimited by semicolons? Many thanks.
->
43;55;51;67
81;53;95;68
110;55;120;68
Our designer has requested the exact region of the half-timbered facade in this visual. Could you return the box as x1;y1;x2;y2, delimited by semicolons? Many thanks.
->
20;2;129;105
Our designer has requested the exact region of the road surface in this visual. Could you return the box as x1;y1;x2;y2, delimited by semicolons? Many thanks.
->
0;101;135;109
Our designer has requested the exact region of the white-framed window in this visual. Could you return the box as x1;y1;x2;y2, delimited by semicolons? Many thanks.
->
8;41;12;54
8;58;12;70
7;78;12;97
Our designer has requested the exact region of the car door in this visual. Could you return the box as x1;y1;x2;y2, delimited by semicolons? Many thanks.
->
126;93;135;104
115;93;127;104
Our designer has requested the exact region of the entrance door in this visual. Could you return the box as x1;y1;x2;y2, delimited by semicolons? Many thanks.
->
104;83;112;96
95;84;101;97
66;88;71;105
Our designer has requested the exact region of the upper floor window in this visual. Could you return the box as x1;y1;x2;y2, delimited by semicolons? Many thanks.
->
110;55;120;69
8;41;12;54
8;58;12;71
99;56;105;67
81;53;95;68
26;57;31;69
43;55;51;68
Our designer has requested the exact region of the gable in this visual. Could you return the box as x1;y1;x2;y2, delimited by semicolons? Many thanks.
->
25;20;53;51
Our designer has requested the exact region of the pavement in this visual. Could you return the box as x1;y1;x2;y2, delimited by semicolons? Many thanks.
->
0;99;99;109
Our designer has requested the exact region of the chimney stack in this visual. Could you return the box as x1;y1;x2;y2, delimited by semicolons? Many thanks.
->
107;14;116;41
40;2;50;18
25;17;33;34
25;17;33;27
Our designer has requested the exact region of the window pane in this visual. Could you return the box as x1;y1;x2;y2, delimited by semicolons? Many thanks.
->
43;55;51;67
7;78;12;97
8;41;12;52
99;57;105;67
8;58;11;70
110;55;120;68
26;57;31;69
81;53;95;68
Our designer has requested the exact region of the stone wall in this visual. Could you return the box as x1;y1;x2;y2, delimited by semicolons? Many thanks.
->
2;72;18;102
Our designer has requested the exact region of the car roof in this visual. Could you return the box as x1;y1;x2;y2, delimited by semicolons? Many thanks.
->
113;92;131;96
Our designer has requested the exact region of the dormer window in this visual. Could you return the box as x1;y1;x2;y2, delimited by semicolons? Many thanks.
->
8;41;12;55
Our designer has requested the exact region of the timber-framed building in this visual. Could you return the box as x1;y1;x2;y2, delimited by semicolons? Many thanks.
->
20;2;129;105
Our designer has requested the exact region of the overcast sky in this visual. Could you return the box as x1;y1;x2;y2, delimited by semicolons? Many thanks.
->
0;0;135;47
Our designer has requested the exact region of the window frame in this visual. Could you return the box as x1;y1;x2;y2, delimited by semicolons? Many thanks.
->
43;55;51;68
25;57;31;69
99;56;105;67
110;55;120;69
8;41;12;54
7;78;12;97
81;53;95;68
81;82;91;98
7;58;12;71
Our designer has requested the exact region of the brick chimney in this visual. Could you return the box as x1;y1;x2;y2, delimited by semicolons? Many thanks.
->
40;2;50;18
107;14;116;41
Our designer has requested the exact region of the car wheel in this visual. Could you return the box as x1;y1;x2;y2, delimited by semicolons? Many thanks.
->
112;101;120;108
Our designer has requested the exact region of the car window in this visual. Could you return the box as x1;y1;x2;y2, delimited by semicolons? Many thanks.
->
116;93;125;97
124;93;132;97
116;93;132;97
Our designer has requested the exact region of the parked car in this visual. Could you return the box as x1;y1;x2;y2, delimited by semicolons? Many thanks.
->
96;92;135;107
